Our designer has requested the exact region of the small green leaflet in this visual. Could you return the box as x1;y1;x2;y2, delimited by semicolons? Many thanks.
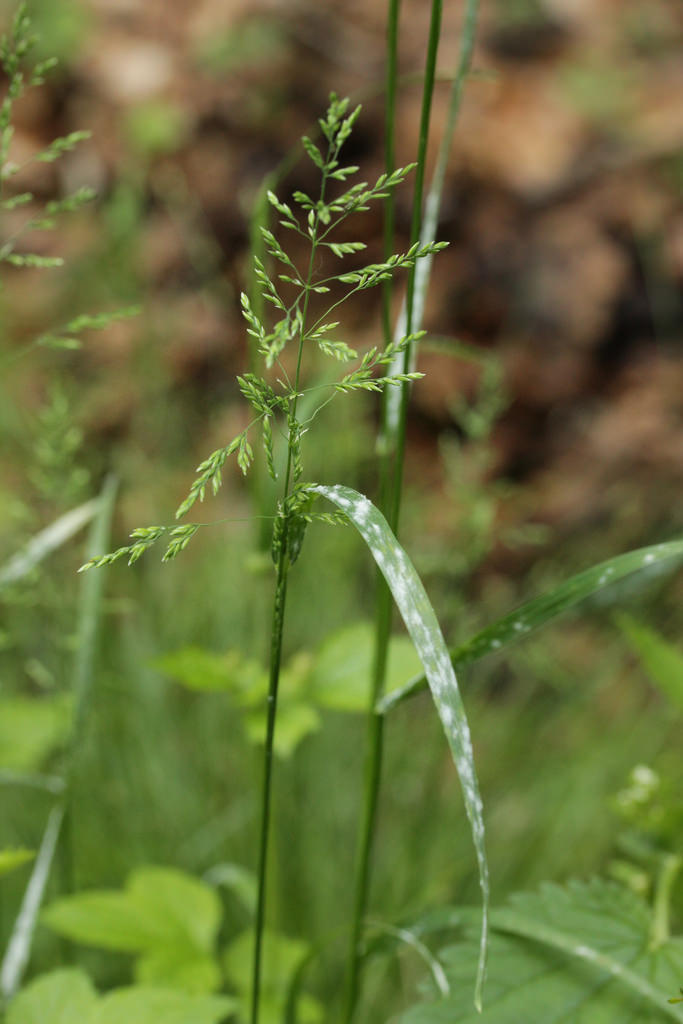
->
5;968;236;1024
399;880;683;1022
42;866;222;994
6;968;97;1024
380;538;683;714
310;483;488;1010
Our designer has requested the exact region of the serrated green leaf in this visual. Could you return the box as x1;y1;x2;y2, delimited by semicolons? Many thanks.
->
380;538;683;714
400;880;683;1022
310;484;488;1008
6;968;97;1024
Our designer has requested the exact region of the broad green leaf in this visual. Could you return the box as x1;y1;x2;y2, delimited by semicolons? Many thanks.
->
89;987;237;1024
0;695;71;772
380;538;683;714
225;929;320;1024
153;647;264;697
135;948;222;994
400;880;683;1022
157;648;318;757
42;890;172;952
42;866;221;990
127;867;221;953
244;700;320;759
308;622;422;711
0;848;34;877
617;614;683;712
6;968;97;1024
310;484;488;1009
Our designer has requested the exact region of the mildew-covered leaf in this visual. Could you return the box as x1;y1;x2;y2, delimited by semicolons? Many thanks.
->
380;538;683;714
310;483;488;1008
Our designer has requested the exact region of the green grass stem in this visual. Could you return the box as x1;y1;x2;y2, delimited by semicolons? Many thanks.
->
342;5;446;1019
250;155;334;1024
340;3;401;1019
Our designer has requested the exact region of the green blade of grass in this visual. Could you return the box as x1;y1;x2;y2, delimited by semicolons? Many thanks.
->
379;538;683;715
0;804;64;999
311;483;488;1010
0;478;118;998
0;499;99;588
382;0;479;445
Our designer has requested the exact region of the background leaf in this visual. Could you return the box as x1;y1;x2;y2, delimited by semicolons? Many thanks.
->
616;614;683;712
224;929;321;1024
308;622;422;711
42;866;222;992
0;848;34;877
89;987;237;1024
0;696;71;772
400;880;683;1022
6;968;97;1024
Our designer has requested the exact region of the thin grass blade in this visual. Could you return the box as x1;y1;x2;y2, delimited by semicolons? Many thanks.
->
0;804;64;998
0;499;99;588
0;478;118;996
0;770;65;794
367;920;450;997
68;476;118;753
382;0;479;443
311;483;488;1009
379;538;683;714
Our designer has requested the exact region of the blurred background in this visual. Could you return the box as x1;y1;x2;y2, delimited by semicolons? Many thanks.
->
0;0;681;1016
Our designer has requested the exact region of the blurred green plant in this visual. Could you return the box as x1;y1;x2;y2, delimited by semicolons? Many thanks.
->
41;864;320;1022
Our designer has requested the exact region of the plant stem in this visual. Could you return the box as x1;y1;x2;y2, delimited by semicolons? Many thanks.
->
250;156;330;1024
342;3;443;1020
650;853;682;950
251;545;289;1024
391;0;443;534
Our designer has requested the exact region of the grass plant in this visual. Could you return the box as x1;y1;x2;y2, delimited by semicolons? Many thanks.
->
3;3;683;1024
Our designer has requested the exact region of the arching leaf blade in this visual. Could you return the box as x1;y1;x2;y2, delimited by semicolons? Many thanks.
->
310;483;488;1009
379;538;683;714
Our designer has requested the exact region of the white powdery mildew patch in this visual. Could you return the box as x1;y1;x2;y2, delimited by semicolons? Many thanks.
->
313;483;489;924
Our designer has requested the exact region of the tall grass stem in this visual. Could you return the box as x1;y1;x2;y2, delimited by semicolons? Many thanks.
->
342;4;444;1021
